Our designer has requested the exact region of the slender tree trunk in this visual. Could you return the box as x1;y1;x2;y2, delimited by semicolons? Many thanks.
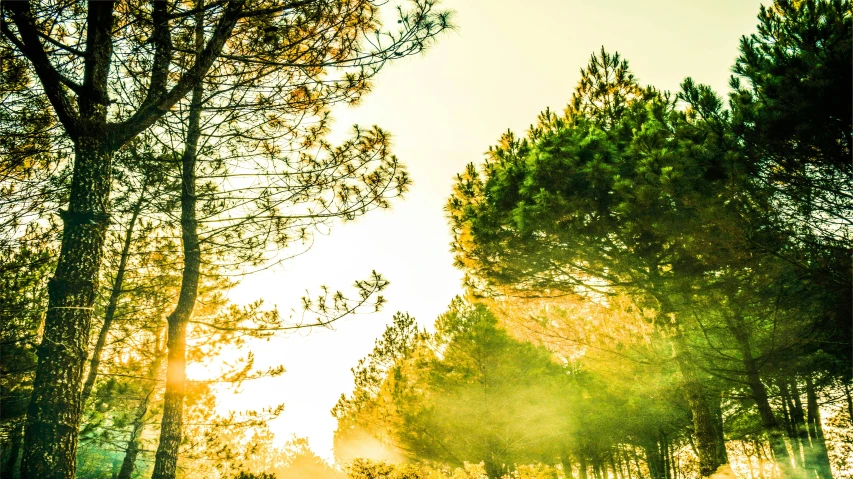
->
8;1;243;476
708;390;728;468
778;379;803;468
728;320;791;474
561;448;575;479
754;440;766;479
609;451;621;479
579;453;589;479
2;421;23;479
745;443;756;479
620;447;633;479
630;449;643;479
673;349;727;476
843;381;853;425
804;376;833;479
81;179;148;405
118;347;164;479
657;296;726;478
645;441;665;479
670;443;678;479
742;361;791;472
663;434;672;479
788;379;814;464
150;11;204;477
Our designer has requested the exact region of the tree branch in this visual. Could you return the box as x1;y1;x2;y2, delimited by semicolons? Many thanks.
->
36;29;84;56
2;2;80;138
138;0;172;111
110;0;248;148
80;1;116;116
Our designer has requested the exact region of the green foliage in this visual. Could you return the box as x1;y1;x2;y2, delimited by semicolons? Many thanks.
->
347;459;432;479
731;0;851;186
336;300;584;478
449;48;758;310
726;0;853;373
444;2;852;477
233;472;276;479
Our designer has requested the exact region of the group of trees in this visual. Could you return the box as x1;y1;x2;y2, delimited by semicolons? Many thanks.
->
332;1;852;478
1;0;850;479
1;1;448;479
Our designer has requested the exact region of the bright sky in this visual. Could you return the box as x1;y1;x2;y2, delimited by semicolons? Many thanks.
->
207;0;763;464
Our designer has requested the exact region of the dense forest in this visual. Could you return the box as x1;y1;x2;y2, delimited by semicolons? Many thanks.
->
0;1;850;479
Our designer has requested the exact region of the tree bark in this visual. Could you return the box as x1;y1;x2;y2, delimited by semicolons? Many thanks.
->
81;179;148;405
804;376;833;479
21;135;114;479
150;11;205;477
672;346;727;476
743;368;792;474
621;447;633;479
723;315;795;476
780;379;810;469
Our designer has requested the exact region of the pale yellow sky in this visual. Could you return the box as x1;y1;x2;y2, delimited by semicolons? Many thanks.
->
203;0;764;464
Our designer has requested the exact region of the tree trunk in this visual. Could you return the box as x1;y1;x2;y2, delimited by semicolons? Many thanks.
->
658;296;727;478
561;448;575;479
2;421;23;479
663;433;673;479
579;453;589;479
673;350;727;476
150;13;204;477
631;449;643;479
726;319;791;475
81;179;148;405
644;441;665;479
21;136;114;479
117;347;164;479
609;451;621;479
804;376;833;479
740;358;791;473
8;1;243;476
788;380;813;455
15;1;117;476
778;379;801;467
707;390;728;468
753;439;766;479
591;460;601;479
620;448;633;479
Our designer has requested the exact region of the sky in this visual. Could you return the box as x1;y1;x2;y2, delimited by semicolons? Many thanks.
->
193;0;764;464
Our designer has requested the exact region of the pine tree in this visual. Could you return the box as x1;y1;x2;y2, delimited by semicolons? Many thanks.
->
1;2;449;477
